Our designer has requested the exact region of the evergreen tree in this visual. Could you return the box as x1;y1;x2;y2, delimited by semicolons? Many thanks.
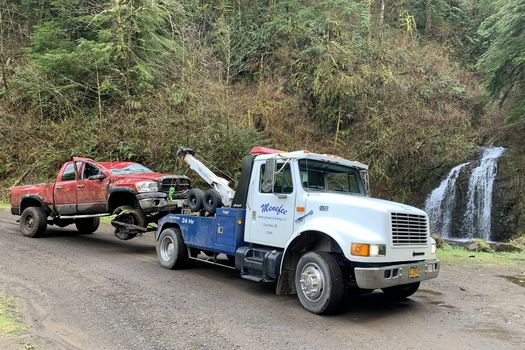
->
477;0;525;125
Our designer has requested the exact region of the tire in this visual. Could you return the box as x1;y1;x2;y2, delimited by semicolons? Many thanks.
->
187;188;204;212
295;251;344;314
156;227;189;269
20;206;47;238
382;282;420;301
202;189;223;215
113;205;147;240
75;217;100;234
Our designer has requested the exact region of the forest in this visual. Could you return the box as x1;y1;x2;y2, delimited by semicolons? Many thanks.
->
0;0;523;236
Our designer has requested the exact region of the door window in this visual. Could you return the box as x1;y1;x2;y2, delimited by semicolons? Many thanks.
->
259;163;293;194
61;163;76;181
82;163;101;179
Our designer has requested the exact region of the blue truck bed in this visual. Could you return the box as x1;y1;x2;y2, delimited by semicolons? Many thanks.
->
157;208;246;255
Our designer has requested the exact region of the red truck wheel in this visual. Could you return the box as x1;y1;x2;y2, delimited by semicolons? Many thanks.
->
20;207;47;238
75;217;100;234
113;205;147;240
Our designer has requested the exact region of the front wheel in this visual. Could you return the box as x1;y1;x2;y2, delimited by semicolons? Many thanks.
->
294;251;344;314
20;206;47;238
382;282;420;301
156;227;189;269
112;205;147;240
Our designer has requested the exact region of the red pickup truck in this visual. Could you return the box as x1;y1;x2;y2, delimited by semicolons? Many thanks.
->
9;157;190;239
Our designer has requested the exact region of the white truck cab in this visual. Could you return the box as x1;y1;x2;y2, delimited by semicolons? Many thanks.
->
156;147;439;314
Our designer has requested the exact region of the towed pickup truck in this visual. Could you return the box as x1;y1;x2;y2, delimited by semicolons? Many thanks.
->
10;157;190;239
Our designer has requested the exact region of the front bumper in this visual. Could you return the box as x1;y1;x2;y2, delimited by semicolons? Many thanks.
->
137;192;186;213
354;259;440;289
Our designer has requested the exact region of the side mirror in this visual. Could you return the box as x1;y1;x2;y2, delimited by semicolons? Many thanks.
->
261;158;276;193
360;170;370;195
88;173;106;181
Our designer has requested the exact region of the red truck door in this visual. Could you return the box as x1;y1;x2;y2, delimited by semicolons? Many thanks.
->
76;162;109;214
54;162;79;215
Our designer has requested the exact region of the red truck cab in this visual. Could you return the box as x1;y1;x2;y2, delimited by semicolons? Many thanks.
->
10;157;190;239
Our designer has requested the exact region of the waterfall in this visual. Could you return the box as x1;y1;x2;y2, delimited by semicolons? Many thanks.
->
425;162;470;238
425;146;506;241
463;147;506;241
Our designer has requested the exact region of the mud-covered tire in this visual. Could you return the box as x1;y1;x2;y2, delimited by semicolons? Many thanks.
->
156;227;189;269
20;206;47;238
295;251;344;315
75;217;100;234
202;189;223;215
113;205;147;240
382;282;420;301
187;188;204;212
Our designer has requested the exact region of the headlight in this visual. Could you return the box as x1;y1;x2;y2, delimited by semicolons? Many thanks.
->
351;243;386;257
431;243;437;255
136;181;158;193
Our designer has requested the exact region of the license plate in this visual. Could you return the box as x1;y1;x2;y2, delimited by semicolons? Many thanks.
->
409;266;420;278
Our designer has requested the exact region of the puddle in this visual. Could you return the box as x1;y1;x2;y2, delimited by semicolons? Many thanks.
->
418;289;443;296
499;275;525;288
430;301;455;309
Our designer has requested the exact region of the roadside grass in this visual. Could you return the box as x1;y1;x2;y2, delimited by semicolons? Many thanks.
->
0;202;9;209
438;245;525;267
0;293;26;338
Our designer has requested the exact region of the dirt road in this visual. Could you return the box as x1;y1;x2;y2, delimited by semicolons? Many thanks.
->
0;209;524;350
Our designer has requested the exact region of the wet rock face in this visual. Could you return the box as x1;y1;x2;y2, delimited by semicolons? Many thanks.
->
491;150;525;242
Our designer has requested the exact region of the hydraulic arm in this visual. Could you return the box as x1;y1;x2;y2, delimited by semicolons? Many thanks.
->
176;147;235;207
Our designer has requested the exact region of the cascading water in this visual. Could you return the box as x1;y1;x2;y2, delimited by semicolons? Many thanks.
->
425;162;470;238
425;146;506;241
463;147;506;241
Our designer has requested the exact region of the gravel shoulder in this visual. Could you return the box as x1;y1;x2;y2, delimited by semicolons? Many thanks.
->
0;209;524;350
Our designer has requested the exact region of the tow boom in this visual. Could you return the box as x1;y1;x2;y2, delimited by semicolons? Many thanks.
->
176;147;235;207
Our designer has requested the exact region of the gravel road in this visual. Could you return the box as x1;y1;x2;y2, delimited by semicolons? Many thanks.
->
0;209;524;350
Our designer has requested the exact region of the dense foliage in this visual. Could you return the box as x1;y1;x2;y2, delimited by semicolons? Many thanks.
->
0;0;522;208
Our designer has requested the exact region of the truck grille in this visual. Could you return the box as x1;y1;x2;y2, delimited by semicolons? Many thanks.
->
160;177;191;198
391;213;428;246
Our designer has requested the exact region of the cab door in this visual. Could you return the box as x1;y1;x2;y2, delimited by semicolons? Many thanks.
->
76;162;109;214
54;162;79;215
244;159;297;248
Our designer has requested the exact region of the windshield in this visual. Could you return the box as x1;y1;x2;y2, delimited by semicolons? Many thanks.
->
110;164;154;175
298;159;366;196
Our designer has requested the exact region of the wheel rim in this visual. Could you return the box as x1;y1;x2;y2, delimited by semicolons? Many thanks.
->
25;214;34;230
300;262;325;302
160;235;175;262
116;213;134;234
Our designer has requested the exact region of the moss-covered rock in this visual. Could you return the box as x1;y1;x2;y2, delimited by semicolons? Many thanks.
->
465;238;491;252
494;242;523;253
431;235;448;249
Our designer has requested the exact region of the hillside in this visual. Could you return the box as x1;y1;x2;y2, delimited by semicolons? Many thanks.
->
0;0;523;235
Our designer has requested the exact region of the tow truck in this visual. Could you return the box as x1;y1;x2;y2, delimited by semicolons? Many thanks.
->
156;146;439;314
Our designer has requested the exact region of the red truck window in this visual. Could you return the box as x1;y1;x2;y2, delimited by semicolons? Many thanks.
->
82;163;102;179
61;163;76;181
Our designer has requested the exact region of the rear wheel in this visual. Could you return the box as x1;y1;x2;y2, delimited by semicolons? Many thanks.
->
20;207;47;238
294;251;344;314
75;217;100;234
156;227;189;269
382;282;420;301
113;205;147;240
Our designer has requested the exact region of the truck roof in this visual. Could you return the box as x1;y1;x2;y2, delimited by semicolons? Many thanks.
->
253;150;369;170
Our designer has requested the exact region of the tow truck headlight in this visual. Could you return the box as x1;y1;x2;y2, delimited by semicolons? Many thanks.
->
351;243;386;257
431;243;437;255
136;181;158;193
